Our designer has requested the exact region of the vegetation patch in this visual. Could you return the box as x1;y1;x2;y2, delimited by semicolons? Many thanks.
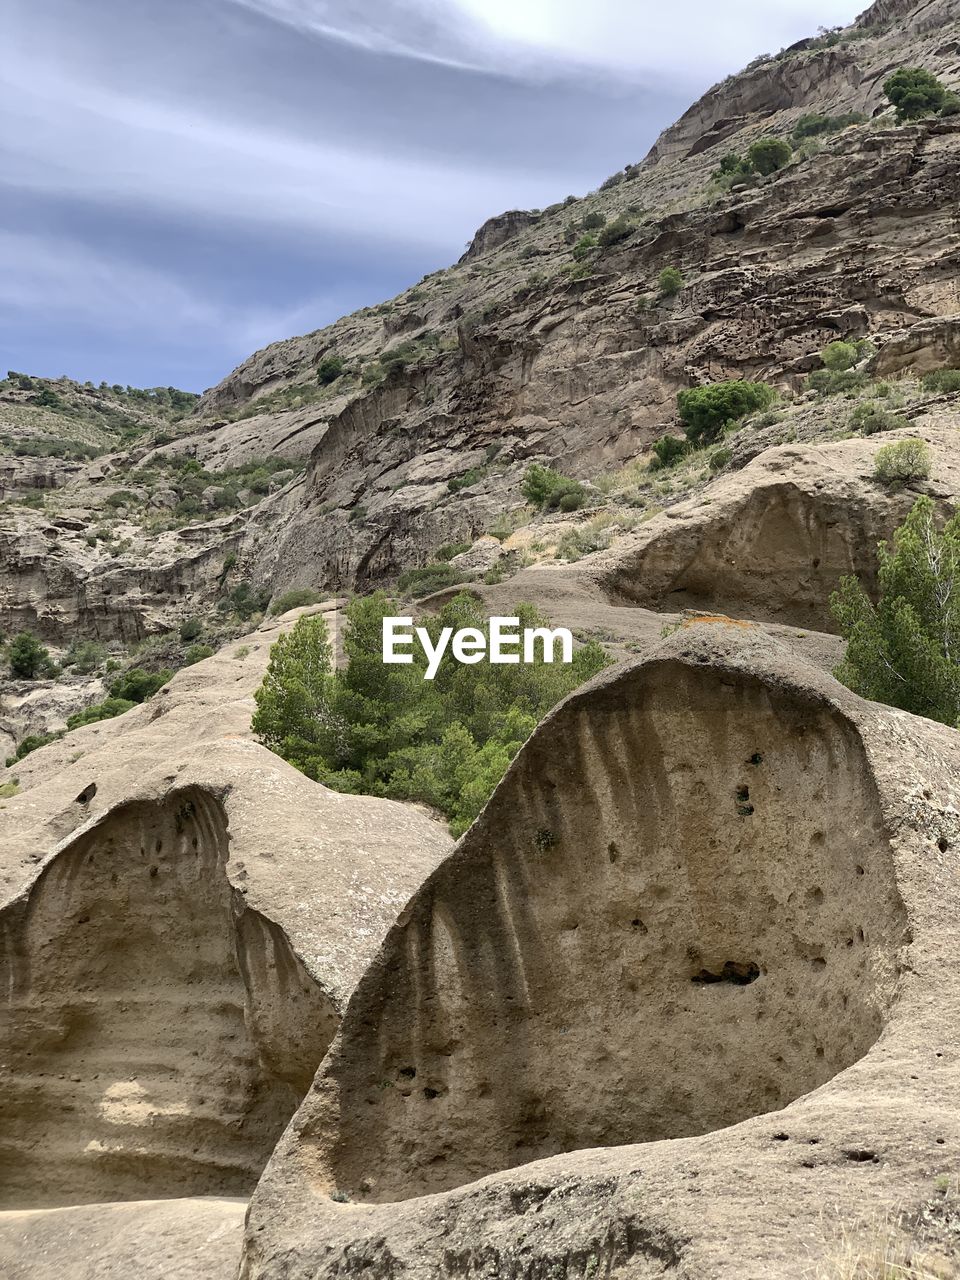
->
252;593;608;835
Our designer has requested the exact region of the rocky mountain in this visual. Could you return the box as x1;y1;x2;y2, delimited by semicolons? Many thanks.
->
4;0;960;1276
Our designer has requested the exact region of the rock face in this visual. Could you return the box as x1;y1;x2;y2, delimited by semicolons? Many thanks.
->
0;786;334;1208
590;422;960;631
0;507;243;644
241;623;960;1279
459;209;543;262
0;1198;245;1280
0;607;452;1209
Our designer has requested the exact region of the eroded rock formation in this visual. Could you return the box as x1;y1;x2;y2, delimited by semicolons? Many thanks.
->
0;787;333;1207
0;607;452;1210
242;624;960;1278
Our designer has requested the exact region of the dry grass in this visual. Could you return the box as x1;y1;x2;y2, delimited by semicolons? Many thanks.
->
815;1192;959;1280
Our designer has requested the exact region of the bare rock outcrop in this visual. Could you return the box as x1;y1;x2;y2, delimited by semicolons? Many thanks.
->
459;209;543;262
0;607;452;1209
241;622;960;1279
589;422;960;631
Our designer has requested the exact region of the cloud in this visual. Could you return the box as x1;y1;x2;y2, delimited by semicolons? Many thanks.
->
0;230;317;353
225;0;865;80
0;14;585;256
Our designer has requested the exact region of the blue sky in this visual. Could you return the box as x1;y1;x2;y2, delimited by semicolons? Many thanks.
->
3;0;863;392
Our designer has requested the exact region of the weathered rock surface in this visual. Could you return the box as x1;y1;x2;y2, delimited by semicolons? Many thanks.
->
0;506;244;644
0;607;452;1209
242;622;960;1279
590;421;960;631
0;1198;245;1280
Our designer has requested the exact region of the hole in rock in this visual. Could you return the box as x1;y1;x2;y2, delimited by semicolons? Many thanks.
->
324;663;910;1203
74;784;97;806
691;961;760;986
0;787;338;1209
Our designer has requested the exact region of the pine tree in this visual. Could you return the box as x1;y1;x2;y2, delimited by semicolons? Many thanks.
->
831;497;960;725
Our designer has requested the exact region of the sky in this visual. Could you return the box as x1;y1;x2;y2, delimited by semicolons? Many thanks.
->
2;0;864;393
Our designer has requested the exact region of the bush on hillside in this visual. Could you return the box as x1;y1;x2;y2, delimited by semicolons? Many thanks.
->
252;594;609;835
884;67;948;122
317;356;344;385
66;697;136;729
6;732;62;765
746;136;793;175
396;564;468;599
677;381;777;447
108;667;171;703
850;403;908;436
597;216;635;248
650;435;689;470
658;266;684;297
873;439;931;487
8;632;54;680
580;211;607;231
269;587;325;616
521;464;587;512
791;112;865;140
572;234;598;261
922;369;960;394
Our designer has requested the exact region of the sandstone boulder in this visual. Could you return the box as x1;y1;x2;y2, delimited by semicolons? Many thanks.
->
0;606;452;1209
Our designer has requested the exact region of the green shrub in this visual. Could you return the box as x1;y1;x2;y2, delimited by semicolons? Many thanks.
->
658;267;684;297
179;617;203;641
251;593;609;835
677;381;777;447
650;435;689;470
807;369;869;396
820;341;860;372
552;482;587;512
105;490;138;509
520;464;586;511
572;234;598;261
7;732;62;763
67;697;136;729
709;446;733;472
791;112;865;141
580;211;606;231
269;587;324;616
317;356;344;385
436;542;471;562
219;581;270;619
447;468;484;493
940;92;960;118
716;152;753;178
921;369;960;394
873;439;931;486
832;496;960;724
108;667;171;703
746;136;793;175
884;67;947;123
597;217;635;248
64;640;106;674
184;644;214;665
850;403;908;436
396;564;468;599
8;632;52;680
